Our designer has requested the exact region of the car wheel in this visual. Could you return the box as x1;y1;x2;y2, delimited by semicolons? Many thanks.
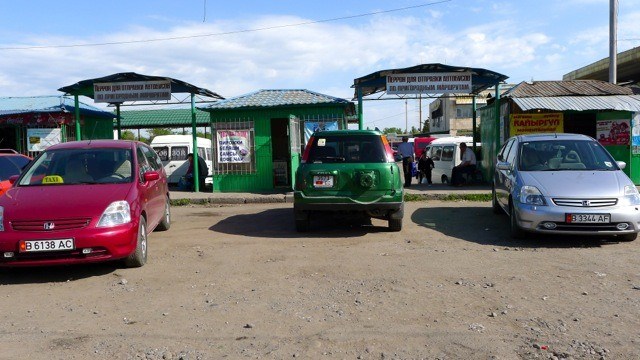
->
125;217;148;268
388;217;402;232
441;175;449;184
509;204;526;239
617;233;637;242
295;211;310;232
492;185;503;215
155;198;171;231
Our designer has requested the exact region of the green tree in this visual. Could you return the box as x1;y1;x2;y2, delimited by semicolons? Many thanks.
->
382;127;403;135
120;130;135;141
148;128;174;142
421;120;430;134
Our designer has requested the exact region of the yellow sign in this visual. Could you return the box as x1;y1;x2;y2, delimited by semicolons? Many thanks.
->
510;113;563;136
42;175;64;184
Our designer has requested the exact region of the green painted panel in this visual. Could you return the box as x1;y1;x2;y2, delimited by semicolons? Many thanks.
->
210;105;350;193
82;116;114;140
479;105;498;182
597;112;636;182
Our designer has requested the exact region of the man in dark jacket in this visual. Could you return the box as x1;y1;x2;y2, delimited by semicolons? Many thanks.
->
183;153;208;191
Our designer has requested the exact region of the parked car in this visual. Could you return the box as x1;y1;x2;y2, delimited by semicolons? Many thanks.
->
293;130;404;232
0;152;31;197
492;133;640;240
150;135;213;187
0;140;171;267
425;136;479;184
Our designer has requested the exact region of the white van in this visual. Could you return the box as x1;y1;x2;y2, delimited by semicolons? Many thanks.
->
425;136;479;184
150;135;213;186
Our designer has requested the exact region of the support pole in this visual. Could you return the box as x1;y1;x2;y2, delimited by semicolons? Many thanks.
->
494;84;501;153
357;87;363;130
116;103;122;139
609;0;617;84
74;95;81;141
472;95;477;151
191;93;200;192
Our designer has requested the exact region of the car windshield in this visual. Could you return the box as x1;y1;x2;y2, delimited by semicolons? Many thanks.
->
307;135;388;163
18;148;134;186
518;139;618;171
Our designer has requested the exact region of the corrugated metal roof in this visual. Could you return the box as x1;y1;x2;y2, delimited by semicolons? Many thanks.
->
506;80;633;97
0;95;113;118
119;108;210;128
200;89;351;111
513;95;640;112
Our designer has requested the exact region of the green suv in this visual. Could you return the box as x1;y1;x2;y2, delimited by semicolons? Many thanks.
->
293;130;404;232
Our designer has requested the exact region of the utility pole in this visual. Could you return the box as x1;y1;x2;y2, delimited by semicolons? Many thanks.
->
609;0;617;84
418;95;422;132
404;99;408;134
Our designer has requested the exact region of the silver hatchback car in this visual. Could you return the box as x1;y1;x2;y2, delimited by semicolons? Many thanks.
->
492;133;640;240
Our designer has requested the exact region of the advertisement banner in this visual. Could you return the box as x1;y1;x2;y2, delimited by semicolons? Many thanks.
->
597;119;630;146
386;72;472;95
217;130;251;163
632;113;640;155
27;128;61;152
0;112;74;125
509;113;563;136
93;80;171;103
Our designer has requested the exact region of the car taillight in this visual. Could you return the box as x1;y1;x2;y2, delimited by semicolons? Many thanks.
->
301;136;314;164
381;135;394;162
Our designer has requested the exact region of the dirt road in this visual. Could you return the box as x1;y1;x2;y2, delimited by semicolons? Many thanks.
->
1;201;639;359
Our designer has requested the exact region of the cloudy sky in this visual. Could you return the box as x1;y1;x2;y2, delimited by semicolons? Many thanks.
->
1;0;638;131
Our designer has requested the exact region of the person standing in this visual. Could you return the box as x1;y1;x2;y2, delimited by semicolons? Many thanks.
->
451;142;476;186
418;150;434;186
397;136;414;187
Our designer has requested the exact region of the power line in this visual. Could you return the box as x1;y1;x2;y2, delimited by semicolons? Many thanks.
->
0;0;451;51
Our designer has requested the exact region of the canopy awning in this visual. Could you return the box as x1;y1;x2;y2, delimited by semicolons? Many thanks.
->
352;63;508;99
58;72;224;101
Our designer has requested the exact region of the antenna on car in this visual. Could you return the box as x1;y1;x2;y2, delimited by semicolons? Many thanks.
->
87;121;99;145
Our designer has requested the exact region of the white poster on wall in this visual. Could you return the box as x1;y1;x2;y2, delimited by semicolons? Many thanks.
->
27;128;61;152
217;130;251;163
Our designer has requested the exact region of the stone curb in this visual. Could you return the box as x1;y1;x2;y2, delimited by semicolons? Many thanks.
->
170;192;492;206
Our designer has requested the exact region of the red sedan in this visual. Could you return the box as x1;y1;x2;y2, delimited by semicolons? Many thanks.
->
0;140;170;267
0;151;31;197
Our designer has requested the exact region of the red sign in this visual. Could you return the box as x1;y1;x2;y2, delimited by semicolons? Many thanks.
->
0;112;78;125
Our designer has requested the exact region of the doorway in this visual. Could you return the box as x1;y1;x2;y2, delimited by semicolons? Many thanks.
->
0;126;18;151
564;112;596;138
270;118;290;187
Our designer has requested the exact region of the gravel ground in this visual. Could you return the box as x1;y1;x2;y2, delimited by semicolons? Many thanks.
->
1;201;639;360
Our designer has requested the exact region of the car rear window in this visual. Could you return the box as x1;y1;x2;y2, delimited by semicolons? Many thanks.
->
307;135;387;163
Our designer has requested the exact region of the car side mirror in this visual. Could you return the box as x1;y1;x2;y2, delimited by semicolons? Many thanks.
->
496;161;511;171
617;161;626;170
497;154;504;162
8;175;19;184
143;171;160;182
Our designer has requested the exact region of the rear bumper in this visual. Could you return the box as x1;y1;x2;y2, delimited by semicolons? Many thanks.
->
294;191;404;218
